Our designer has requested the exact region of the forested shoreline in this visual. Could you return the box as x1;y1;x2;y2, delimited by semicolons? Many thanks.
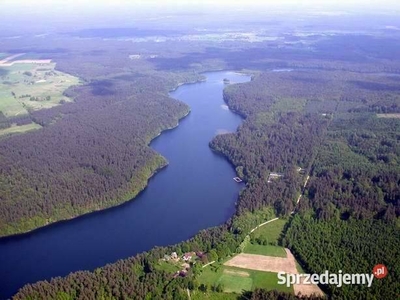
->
1;18;399;298
13;66;400;299
0;69;201;237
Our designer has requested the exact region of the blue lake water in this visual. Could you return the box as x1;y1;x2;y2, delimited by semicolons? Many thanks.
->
0;71;250;299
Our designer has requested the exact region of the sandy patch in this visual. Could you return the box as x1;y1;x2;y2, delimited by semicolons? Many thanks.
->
294;277;325;297
0;53;25;64
377;113;400;118
216;128;231;135
225;249;324;297
223;268;250;277
224;251;296;274
0;59;52;66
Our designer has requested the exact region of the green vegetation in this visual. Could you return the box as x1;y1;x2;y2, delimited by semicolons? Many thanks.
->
198;265;293;295
0;61;80;136
0;62;79;117
155;261;181;273
219;274;253;293
285;216;400;299
243;244;286;258
0;154;169;236
250;218;287;245
0;122;41;137
270;97;307;113
8;18;400;300
231;207;276;236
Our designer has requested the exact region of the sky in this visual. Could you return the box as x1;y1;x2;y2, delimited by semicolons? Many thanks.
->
1;0;399;34
2;0;400;10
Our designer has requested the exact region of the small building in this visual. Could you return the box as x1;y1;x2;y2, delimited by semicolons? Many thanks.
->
171;252;178;259
182;253;192;261
196;251;204;258
267;172;284;183
269;172;284;178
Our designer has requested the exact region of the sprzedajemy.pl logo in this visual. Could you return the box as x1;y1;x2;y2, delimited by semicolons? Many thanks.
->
277;264;388;288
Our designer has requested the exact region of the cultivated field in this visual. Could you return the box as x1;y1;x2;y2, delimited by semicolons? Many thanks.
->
0;61;79;116
0;54;80;135
198;264;293;294
224;251;296;274
224;249;324;297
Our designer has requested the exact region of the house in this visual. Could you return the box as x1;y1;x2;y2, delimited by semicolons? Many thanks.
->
196;251;204;258
171;252;178;259
182;253;192;261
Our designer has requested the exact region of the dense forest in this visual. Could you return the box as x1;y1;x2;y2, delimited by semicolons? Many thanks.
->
13;65;400;299
0;63;204;236
284;216;400;299
0;20;399;299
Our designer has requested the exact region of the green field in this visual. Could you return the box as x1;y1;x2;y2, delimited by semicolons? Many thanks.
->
0;59;80;135
250;218;287;245
243;244;287;257
219;273;253;293
198;264;293;295
0;62;80;117
0;123;41;137
154;260;180;273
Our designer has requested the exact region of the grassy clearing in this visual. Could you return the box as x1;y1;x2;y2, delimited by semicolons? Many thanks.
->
198;264;293;295
198;264;223;287
250;218;287;245
0;61;80;117
0;93;26;116
271;97;307;113
250;269;292;293
154;260;180;273
219;274;253;293
0;123;41;137
243;244;287;258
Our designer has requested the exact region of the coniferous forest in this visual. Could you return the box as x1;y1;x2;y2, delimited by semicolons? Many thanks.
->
12;67;400;300
1;4;400;300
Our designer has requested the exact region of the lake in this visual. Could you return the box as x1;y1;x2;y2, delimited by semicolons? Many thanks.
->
0;71;251;299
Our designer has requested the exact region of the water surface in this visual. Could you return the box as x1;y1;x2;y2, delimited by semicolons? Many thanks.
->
0;71;250;299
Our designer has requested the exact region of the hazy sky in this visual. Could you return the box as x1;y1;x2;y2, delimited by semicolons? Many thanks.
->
3;0;400;10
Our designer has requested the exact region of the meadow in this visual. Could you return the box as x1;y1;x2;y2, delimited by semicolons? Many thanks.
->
0;61;80;117
0;59;80;136
249;218;287;245
243;244;287;257
198;264;293;295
